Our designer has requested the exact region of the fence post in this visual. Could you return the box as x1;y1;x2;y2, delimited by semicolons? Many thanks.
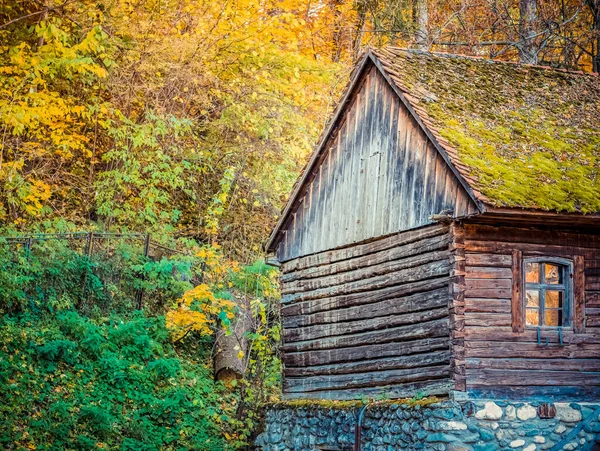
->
86;231;94;256
136;234;151;310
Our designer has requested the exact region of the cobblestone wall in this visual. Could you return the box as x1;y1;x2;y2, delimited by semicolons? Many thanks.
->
256;401;600;451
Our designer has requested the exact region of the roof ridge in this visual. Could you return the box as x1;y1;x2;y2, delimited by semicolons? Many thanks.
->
372;46;599;78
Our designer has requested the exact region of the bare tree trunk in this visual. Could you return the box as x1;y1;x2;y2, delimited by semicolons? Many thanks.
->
518;0;538;64
214;293;252;384
330;0;344;62
352;0;368;61
588;0;600;73
413;0;429;51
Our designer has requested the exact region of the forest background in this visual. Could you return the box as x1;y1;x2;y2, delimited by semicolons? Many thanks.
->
0;0;599;449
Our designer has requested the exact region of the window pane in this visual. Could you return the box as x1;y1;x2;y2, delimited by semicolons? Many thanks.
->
546;291;564;309
526;308;539;326
545;264;562;284
526;263;540;283
545;309;562;327
526;290;540;308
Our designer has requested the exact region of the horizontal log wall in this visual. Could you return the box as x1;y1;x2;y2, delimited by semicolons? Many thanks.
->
280;224;453;400
461;223;600;400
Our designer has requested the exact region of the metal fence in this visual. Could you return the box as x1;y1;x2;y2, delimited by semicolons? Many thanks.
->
0;232;196;313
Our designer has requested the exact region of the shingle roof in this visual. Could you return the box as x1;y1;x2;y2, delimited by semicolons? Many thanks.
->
372;47;600;213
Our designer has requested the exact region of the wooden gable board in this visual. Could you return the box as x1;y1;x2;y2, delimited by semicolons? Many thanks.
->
268;53;479;262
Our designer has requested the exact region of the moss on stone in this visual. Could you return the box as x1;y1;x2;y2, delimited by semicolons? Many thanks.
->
266;396;444;410
376;48;600;213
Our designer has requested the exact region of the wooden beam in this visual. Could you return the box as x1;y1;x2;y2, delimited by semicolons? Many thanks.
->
574;255;586;333
512;249;524;333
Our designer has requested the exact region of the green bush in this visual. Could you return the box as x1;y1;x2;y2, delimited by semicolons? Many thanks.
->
0;236;200;316
0;311;236;450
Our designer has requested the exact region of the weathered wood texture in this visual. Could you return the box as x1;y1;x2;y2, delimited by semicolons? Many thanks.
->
274;66;476;262
461;223;600;400
281;224;452;400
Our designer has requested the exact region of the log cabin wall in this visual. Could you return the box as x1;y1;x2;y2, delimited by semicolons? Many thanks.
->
279;223;454;400
274;64;477;263
459;222;600;401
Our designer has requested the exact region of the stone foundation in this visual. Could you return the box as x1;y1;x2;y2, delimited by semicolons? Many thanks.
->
256;400;600;450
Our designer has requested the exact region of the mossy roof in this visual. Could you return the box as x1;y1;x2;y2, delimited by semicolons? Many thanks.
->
373;47;600;213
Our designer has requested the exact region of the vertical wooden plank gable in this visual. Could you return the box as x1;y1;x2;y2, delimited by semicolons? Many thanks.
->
275;65;477;262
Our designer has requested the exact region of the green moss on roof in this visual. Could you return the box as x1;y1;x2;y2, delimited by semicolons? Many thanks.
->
374;48;600;213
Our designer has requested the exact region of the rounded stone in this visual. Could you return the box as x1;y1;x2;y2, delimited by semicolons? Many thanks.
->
555;403;583;423
475;402;503;421
517;405;537;421
505;405;516;420
509;439;525;448
440;421;468;431
523;444;536;451
555;425;567;434
533;436;546;444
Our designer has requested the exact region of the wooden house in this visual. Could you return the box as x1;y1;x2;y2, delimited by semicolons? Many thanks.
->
265;47;600;402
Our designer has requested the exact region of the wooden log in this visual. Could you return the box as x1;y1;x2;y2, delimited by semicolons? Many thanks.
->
466;278;512;290
282;249;450;295
465;266;512;279
282;259;450;303
465;341;600;359
285;350;451;377
465;253;512;267
587;292;600;307
281;232;450;283
464;313;512;327
466;385;600;402
466;357;600;372
283;336;450;367
465;368;600;386
587;316;600;327
283;287;448;328
284;306;448;342
281;223;449;273
465;298;511;314
284;365;451;393
281;317;449;352
464;287;512;299
282;379;453;400
281;276;450;317
464;240;597;259
463;326;600;344
464;224;600;250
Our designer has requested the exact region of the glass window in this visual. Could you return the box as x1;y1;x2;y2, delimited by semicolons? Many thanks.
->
523;260;571;328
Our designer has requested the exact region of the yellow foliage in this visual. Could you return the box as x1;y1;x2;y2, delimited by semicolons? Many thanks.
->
166;283;235;339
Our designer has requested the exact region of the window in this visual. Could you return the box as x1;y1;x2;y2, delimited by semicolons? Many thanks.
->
524;259;572;328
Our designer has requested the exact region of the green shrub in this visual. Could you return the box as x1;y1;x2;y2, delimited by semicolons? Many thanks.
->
0;311;235;450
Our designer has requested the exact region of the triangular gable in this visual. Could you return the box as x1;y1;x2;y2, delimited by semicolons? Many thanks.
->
266;51;481;261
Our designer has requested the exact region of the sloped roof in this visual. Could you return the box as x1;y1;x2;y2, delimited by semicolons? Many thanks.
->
373;47;600;213
266;48;600;253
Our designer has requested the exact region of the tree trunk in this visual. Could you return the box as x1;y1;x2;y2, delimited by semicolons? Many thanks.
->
214;293;252;384
352;0;368;62
588;0;600;73
518;0;538;64
413;0;429;51
330;0;344;63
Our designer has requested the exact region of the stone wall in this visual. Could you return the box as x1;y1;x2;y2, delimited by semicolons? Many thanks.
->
256;401;600;451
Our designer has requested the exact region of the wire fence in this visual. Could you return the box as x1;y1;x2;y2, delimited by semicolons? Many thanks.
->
0;232;200;314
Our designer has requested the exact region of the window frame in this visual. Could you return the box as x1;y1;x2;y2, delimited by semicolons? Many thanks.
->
522;257;573;329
